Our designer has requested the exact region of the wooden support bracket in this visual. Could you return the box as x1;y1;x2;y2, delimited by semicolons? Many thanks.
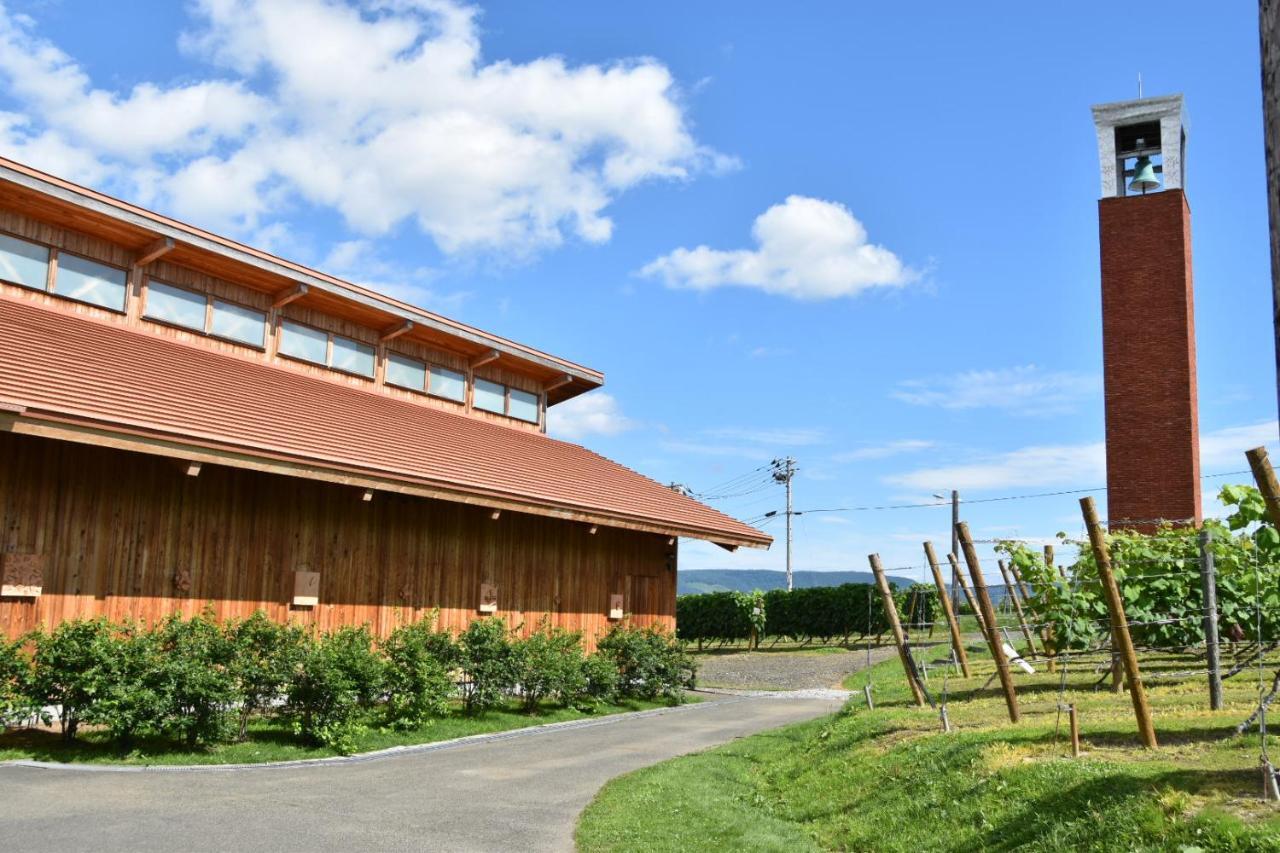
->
272;283;309;309
379;320;414;343
134;237;175;268
470;348;500;369
544;374;574;393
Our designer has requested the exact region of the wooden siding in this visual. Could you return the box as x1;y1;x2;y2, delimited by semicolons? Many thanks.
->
0;431;675;645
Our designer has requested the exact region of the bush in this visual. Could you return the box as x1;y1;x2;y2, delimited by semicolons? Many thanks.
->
29;618;118;742
580;651;620;706
675;592;753;647
0;636;36;725
325;625;386;709
597;623;695;701
512;619;587;711
225;612;307;740
154;612;236;747
85;621;168;751
457;617;516;714
287;631;373;753
382;615;455;728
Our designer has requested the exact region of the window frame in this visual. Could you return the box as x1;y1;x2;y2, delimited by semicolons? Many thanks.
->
0;231;130;315
141;277;267;350
508;387;541;423
473;375;543;423
427;364;467;403
276;316;377;380
385;350;429;393
0;230;52;293
50;250;129;313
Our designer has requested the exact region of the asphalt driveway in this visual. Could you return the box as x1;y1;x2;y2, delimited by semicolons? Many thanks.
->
0;692;845;853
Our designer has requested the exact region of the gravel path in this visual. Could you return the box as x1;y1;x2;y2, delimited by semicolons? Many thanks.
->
695;644;899;691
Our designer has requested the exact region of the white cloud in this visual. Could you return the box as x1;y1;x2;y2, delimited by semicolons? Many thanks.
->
892;365;1099;414
886;420;1279;494
835;439;935;462
547;392;635;441
640;195;915;300
0;0;724;255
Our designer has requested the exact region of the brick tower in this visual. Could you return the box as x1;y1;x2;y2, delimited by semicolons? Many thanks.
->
1092;94;1201;529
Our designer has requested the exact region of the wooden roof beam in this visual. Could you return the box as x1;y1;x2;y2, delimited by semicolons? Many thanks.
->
470;348;500;369
544;374;574;393
134;237;175;268
379;320;414;343
272;283;308;309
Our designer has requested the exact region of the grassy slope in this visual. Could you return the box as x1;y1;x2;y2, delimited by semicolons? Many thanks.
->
578;645;1280;852
0;697;679;766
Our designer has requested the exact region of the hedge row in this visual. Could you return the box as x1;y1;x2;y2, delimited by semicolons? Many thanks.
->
0;611;695;754
676;583;939;647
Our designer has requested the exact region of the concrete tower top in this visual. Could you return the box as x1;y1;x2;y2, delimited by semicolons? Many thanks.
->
1092;94;1186;198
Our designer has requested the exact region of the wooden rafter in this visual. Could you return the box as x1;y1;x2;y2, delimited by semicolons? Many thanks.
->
134;237;175;268
544;374;574;393
379;320;414;343
272;283;309;309
470;348;500;369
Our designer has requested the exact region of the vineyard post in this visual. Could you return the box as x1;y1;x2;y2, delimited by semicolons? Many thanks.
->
1009;559;1032;602
948;552;987;636
998;559;1039;656
1200;528;1224;711
1038;545;1057;673
1069;704;1081;758
1247;446;1280;531
869;553;927;707
1081;496;1158;749
957;522;1020;723
924;541;971;677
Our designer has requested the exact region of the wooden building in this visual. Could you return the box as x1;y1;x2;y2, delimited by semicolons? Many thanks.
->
0;157;770;643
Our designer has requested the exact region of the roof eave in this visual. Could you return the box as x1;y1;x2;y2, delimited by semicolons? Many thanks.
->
0;410;772;551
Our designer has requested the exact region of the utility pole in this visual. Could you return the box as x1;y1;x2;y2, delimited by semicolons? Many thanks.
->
771;457;797;591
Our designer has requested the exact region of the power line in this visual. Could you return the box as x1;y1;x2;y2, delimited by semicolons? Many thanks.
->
755;469;1254;518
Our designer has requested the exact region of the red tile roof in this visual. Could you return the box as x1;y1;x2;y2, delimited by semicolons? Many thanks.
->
0;295;771;549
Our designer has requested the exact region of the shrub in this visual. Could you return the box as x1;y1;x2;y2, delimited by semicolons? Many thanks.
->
29;618;118;742
457;617;516;714
225;612;307;740
287;631;371;753
511;619;587;711
85;621;168;751
155;612;237;747
382;615;455;728
597;623;695;702
324;625;386;709
0;636;37;725
579;651;620;706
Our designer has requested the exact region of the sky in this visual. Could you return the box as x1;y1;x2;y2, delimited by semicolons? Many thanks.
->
0;1;1275;586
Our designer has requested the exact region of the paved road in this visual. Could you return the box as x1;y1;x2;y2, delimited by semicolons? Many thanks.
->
0;693;844;853
697;645;898;691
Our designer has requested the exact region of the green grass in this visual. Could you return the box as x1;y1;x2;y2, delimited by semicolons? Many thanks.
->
0;697;683;766
577;642;1280;852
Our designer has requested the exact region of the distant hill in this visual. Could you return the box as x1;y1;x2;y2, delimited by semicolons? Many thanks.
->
678;569;919;596
677;568;1011;603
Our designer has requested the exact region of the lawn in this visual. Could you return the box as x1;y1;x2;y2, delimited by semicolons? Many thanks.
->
577;640;1280;852
0;696;681;766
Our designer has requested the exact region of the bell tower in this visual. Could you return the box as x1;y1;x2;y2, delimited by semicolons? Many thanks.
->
1092;94;1201;529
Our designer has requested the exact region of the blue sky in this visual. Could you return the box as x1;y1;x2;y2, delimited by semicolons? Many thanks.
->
0;1;1274;584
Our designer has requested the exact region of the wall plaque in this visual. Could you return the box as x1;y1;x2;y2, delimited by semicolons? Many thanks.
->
293;570;320;607
479;583;498;613
1;553;44;598
608;593;624;621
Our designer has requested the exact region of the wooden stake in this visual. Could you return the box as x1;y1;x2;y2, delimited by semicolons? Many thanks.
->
1009;559;1033;603
1081;496;1157;749
1069;704;1081;757
924;541;971;677
998;559;1038;656
1247;446;1280;532
869;553;926;707
947;551;987;636
1042;544;1059;672
956;523;1020;723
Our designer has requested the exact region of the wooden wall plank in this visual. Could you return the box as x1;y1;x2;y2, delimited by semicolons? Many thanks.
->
0;432;675;647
